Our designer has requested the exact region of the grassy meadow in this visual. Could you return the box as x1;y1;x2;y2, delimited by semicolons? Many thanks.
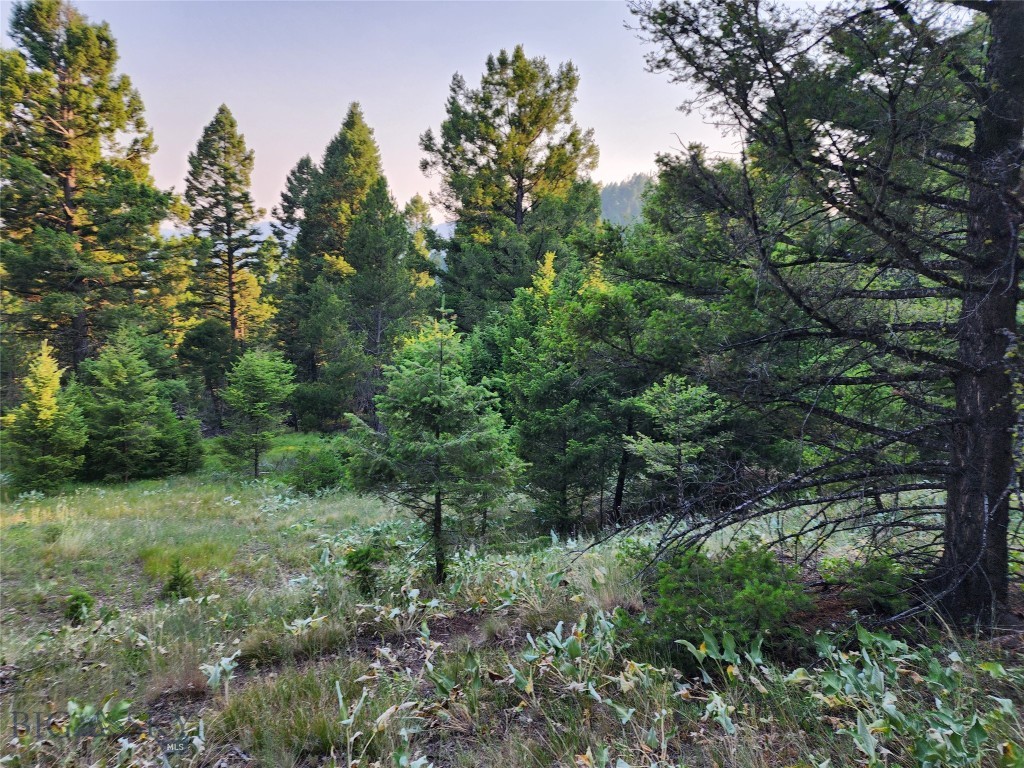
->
1;442;1023;767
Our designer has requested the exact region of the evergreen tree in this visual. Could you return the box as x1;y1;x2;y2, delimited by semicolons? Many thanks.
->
177;318;238;430
346;319;520;583
626;375;732;519
600;173;652;226
0;0;171;368
79;330;199;481
288;279;368;431
185;105;270;340
2;341;87;492
343;178;435;414
420;45;600;325
275;105;395;428
223;350;296;477
632;0;1024;621
496;254;624;533
271;154;314;243
292;103;383;284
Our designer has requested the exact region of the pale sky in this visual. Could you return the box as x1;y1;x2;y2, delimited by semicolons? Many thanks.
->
1;1;738;220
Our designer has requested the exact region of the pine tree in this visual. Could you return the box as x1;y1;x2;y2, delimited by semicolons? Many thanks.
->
222;351;296;477
420;46;600;325
632;0;1024;621
2;341;87;492
1;0;171;368
346;319;520;583
185;105;270;340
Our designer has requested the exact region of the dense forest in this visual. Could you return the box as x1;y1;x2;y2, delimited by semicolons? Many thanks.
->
1;1;1023;764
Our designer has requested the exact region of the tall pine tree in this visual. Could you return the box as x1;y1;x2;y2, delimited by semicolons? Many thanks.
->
185;105;270;340
420;45;600;326
1;0;171;369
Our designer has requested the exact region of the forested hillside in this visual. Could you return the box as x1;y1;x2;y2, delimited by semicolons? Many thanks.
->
1;0;1022;766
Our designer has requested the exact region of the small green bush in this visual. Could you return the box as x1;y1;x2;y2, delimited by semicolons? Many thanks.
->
289;445;346;494
161;556;198;600
820;554;911;615
64;588;95;625
344;542;387;596
645;541;812;668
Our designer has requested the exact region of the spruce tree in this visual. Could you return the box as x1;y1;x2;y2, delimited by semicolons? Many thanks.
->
275;104;388;427
294;103;383;283
2;341;87;492
177;318;238;430
271;154;315;243
185;105;270;340
496;255;623;533
346;319;520;583
343;178;436;414
79;330;198;482
222;350;296;477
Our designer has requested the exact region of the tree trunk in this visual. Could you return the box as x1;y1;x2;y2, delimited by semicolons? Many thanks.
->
61;97;89;369
433;490;446;584
226;222;239;340
611;415;634;528
70;306;90;370
514;177;525;231
940;1;1023;623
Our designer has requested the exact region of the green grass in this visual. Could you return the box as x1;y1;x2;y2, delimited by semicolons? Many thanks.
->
2;466;1021;768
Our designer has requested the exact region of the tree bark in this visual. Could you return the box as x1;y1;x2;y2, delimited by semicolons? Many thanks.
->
226;220;239;340
940;1;1023;623
433;490;446;584
611;415;634;528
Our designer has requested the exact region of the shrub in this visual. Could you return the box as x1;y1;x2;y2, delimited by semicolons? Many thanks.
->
644;541;812;668
64;588;95;624
344;542;387;596
161;556;198;600
289;444;346;494
820;553;911;615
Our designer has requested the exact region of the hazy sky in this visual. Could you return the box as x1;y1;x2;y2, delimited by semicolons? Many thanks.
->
0;1;738;220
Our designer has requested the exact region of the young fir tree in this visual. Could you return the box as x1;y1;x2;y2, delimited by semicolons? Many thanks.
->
1;0;171;368
496;254;623;533
185;105;270;340
222;351;296;478
2;341;87;492
626;375;732;519
346;319;520;583
79;330;199;482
